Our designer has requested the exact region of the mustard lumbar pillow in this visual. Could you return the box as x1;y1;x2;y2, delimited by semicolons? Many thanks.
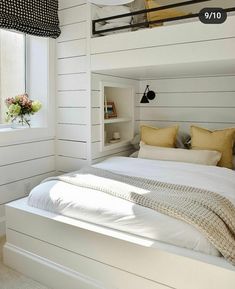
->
141;125;179;148
138;142;222;166
191;126;235;169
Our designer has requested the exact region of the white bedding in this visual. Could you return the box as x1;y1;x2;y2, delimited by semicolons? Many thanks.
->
28;157;235;257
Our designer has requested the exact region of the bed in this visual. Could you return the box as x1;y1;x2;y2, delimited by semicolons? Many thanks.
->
3;157;235;289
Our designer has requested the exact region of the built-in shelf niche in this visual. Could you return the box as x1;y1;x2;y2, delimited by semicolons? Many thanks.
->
100;82;135;151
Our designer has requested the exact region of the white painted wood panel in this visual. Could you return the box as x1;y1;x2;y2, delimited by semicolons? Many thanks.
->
58;22;86;42
58;91;88;108
57;141;87;159
91;126;100;142
137;107;235;123
0;205;4;217
57;56;87;74
91;38;235;71
0;172;55;205
58;108;100;125
140;76;235;93
136;92;235;108
57;124;88;142
57;39;86;58
0;140;54;166
59;5;87;26
58;73;87;90
91;91;100;107
0;156;55;186
59;0;86;10
92;142;132;159
57;156;88;172
92;150;133;164
91;15;235;54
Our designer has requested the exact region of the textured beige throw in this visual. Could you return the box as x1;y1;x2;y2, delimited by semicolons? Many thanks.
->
46;167;235;265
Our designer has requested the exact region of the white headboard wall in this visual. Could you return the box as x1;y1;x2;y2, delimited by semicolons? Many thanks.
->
135;75;235;135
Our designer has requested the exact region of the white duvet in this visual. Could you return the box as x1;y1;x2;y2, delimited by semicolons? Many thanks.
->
28;157;235;257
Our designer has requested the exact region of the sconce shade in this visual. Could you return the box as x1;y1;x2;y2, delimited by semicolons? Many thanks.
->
88;0;134;5
140;93;149;103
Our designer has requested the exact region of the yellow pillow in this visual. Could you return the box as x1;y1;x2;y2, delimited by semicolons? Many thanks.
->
141;125;179;148
191;126;235;169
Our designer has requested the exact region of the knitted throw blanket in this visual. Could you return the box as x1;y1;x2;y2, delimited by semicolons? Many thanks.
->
45;167;235;265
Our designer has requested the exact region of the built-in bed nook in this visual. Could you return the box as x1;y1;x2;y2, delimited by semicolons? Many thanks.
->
2;1;235;289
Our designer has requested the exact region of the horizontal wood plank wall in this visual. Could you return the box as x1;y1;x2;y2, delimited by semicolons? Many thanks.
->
135;76;235;134
0;139;56;236
91;73;138;162
57;0;89;173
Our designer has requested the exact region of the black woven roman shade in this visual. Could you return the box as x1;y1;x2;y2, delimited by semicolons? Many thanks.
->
0;0;61;38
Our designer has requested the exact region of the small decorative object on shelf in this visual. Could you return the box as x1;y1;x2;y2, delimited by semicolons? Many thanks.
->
104;101;117;118
5;93;42;128
109;131;121;144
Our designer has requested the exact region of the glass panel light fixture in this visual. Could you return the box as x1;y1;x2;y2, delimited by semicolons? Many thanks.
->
140;85;156;103
88;0;134;5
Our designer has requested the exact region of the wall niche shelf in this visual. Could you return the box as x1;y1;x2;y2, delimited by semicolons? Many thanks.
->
100;82;135;152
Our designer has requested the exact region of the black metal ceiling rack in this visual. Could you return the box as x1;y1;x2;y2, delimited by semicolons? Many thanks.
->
92;0;235;35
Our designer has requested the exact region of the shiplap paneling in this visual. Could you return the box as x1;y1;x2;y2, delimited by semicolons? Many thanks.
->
136;76;235;134
57;156;88;172
0;140;54;166
0;138;56;237
0;156;55;186
135;92;235;108
91;15;235;55
57;39;86;58
56;3;90;173
137;107;235;123
58;91;88;108
57;56;87;74
59;5;87;26
57;140;87;159
58;22;86;42
59;0;86;10
58;73;88;90
0;172;56;205
57;124;88;141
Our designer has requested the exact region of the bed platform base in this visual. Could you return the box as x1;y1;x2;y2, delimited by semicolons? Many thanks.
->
3;198;235;289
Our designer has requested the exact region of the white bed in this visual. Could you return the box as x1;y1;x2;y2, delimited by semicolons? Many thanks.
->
28;157;235;258
3;157;235;289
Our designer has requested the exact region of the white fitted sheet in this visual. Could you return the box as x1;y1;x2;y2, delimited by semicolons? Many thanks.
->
28;157;235;257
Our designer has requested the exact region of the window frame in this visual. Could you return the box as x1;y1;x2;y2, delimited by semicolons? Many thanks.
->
0;34;55;146
0;29;27;126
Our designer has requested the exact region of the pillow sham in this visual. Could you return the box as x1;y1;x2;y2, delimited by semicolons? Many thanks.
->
141;125;179;148
138;142;222;166
191;126;235;169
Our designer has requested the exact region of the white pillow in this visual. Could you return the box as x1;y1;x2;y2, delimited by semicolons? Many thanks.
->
138;142;222;166
96;6;132;24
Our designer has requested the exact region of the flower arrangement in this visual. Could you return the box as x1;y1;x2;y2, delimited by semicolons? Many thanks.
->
5;94;42;127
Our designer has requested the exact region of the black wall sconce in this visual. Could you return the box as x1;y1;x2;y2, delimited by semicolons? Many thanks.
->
140;85;156;103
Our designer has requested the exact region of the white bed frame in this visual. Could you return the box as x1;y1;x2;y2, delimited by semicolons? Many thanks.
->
3;198;235;289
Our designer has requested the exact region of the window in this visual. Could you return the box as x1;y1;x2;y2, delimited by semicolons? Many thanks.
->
0;29;26;124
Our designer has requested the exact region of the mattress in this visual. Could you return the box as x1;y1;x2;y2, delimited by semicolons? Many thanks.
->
28;157;235;257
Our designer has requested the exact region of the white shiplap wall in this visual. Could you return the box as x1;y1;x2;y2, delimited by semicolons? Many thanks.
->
57;0;90;173
135;76;235;134
0;139;55;235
